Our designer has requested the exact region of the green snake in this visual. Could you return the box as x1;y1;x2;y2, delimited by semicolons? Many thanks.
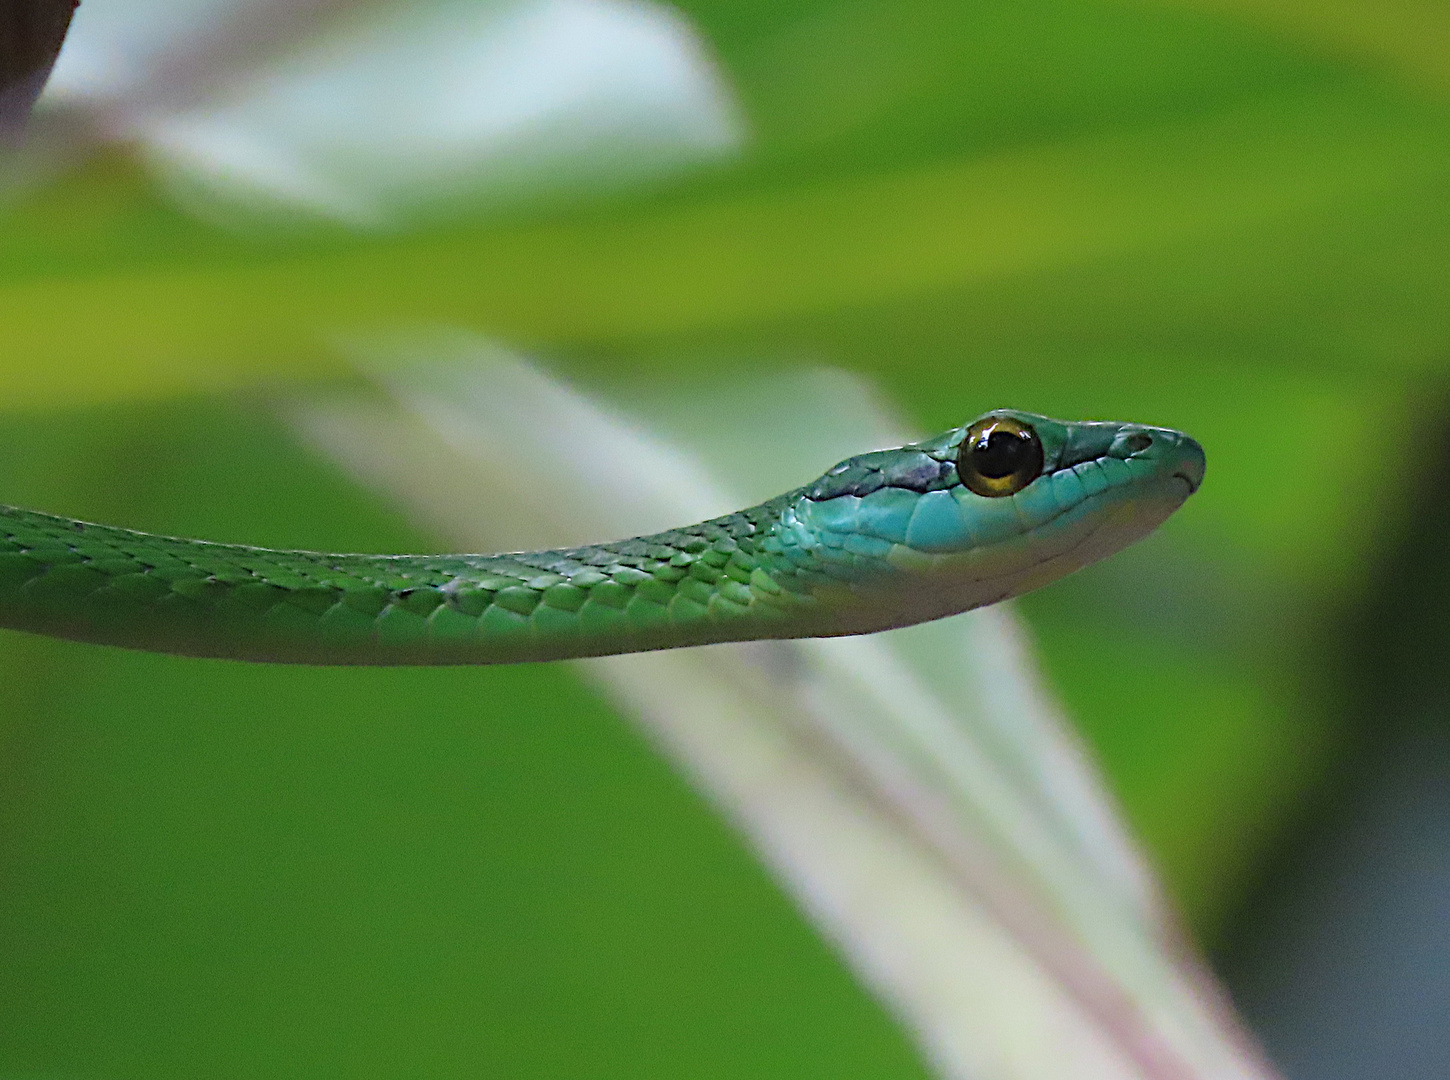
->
0;410;1203;664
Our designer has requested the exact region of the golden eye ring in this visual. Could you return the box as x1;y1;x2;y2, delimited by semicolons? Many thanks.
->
957;416;1045;498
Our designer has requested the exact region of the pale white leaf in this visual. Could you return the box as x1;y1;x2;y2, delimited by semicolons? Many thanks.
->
44;0;743;225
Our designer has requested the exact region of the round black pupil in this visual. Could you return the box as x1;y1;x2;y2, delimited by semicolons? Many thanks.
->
971;430;1029;479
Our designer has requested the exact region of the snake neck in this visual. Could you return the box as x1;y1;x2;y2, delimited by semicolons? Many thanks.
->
0;494;851;664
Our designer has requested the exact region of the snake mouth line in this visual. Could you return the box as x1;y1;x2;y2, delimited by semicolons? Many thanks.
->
1172;471;1200;495
1016;461;1195;566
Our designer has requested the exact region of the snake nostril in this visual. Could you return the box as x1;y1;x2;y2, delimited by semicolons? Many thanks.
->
1124;432;1153;454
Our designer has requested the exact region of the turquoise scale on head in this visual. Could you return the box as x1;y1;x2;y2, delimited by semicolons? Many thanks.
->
853;486;916;544
902;490;966;553
1008;472;1066;530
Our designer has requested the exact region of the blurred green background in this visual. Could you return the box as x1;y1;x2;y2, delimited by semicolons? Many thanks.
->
3;1;1450;1076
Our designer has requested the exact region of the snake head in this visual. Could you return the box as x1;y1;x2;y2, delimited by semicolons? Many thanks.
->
783;409;1205;630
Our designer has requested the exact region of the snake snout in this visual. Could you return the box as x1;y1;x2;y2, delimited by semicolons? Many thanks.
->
1163;432;1206;494
1113;425;1206;494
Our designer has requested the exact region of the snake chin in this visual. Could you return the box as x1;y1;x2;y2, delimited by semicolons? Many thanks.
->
947;472;1191;623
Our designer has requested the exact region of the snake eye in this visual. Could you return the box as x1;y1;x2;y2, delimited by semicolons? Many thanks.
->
957;416;1045;498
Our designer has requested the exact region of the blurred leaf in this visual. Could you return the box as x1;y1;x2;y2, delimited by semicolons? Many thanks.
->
1;85;1446;409
1153;0;1450;101
696;0;1350;179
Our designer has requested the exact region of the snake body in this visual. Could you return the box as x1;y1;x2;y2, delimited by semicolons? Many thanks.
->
0;410;1203;664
